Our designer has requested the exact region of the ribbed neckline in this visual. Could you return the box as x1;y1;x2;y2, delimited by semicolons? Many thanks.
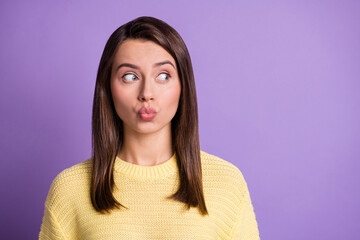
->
113;153;178;180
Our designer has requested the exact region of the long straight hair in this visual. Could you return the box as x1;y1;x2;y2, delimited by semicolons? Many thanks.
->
91;16;208;215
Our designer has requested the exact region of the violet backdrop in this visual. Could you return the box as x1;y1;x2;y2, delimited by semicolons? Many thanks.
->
0;0;359;239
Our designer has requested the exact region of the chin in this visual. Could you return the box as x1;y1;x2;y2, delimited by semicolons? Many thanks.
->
136;124;170;135
123;120;171;135
130;125;159;134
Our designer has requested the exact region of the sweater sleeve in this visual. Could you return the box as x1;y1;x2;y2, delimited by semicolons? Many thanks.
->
39;204;68;240
229;189;260;240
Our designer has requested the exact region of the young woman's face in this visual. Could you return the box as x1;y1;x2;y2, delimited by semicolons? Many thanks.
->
110;39;181;135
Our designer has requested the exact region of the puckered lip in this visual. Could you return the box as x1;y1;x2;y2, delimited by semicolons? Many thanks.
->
138;107;157;114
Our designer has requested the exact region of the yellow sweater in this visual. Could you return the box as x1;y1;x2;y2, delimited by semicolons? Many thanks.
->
39;150;260;239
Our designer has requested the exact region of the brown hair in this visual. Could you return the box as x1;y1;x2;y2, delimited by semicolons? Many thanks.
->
91;16;208;215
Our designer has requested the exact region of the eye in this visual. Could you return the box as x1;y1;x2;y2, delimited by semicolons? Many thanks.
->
122;73;138;82
157;73;170;81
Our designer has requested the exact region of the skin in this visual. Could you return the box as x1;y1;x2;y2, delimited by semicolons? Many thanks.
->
110;39;181;166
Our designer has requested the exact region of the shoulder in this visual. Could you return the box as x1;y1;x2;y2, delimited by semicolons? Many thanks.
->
45;158;92;209
200;150;252;223
200;150;249;199
49;158;92;190
200;150;246;182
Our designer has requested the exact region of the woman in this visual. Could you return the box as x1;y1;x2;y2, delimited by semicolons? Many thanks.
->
39;16;260;239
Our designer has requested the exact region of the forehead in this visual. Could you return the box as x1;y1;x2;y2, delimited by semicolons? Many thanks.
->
113;39;176;65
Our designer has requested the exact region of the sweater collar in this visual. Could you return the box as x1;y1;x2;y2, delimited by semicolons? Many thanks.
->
113;153;178;180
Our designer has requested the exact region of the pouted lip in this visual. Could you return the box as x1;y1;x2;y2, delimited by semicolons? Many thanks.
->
138;107;157;114
138;107;157;121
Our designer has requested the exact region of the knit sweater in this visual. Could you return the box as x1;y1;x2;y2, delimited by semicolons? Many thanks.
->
39;150;260;239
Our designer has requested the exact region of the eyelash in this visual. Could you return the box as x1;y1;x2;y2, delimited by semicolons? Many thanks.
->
121;73;139;82
121;72;171;82
158;72;171;81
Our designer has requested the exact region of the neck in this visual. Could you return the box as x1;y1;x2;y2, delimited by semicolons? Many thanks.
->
118;123;174;166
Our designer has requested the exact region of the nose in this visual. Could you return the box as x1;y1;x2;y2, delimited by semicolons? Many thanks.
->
138;77;154;102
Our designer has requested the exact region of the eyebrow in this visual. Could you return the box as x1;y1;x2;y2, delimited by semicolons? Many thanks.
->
115;60;176;72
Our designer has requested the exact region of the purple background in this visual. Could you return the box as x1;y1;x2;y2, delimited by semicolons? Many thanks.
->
1;0;359;239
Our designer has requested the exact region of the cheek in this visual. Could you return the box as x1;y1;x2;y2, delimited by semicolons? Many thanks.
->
163;84;181;109
111;86;133;115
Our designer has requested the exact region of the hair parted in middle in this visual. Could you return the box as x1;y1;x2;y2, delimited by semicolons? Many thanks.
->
91;16;208;215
